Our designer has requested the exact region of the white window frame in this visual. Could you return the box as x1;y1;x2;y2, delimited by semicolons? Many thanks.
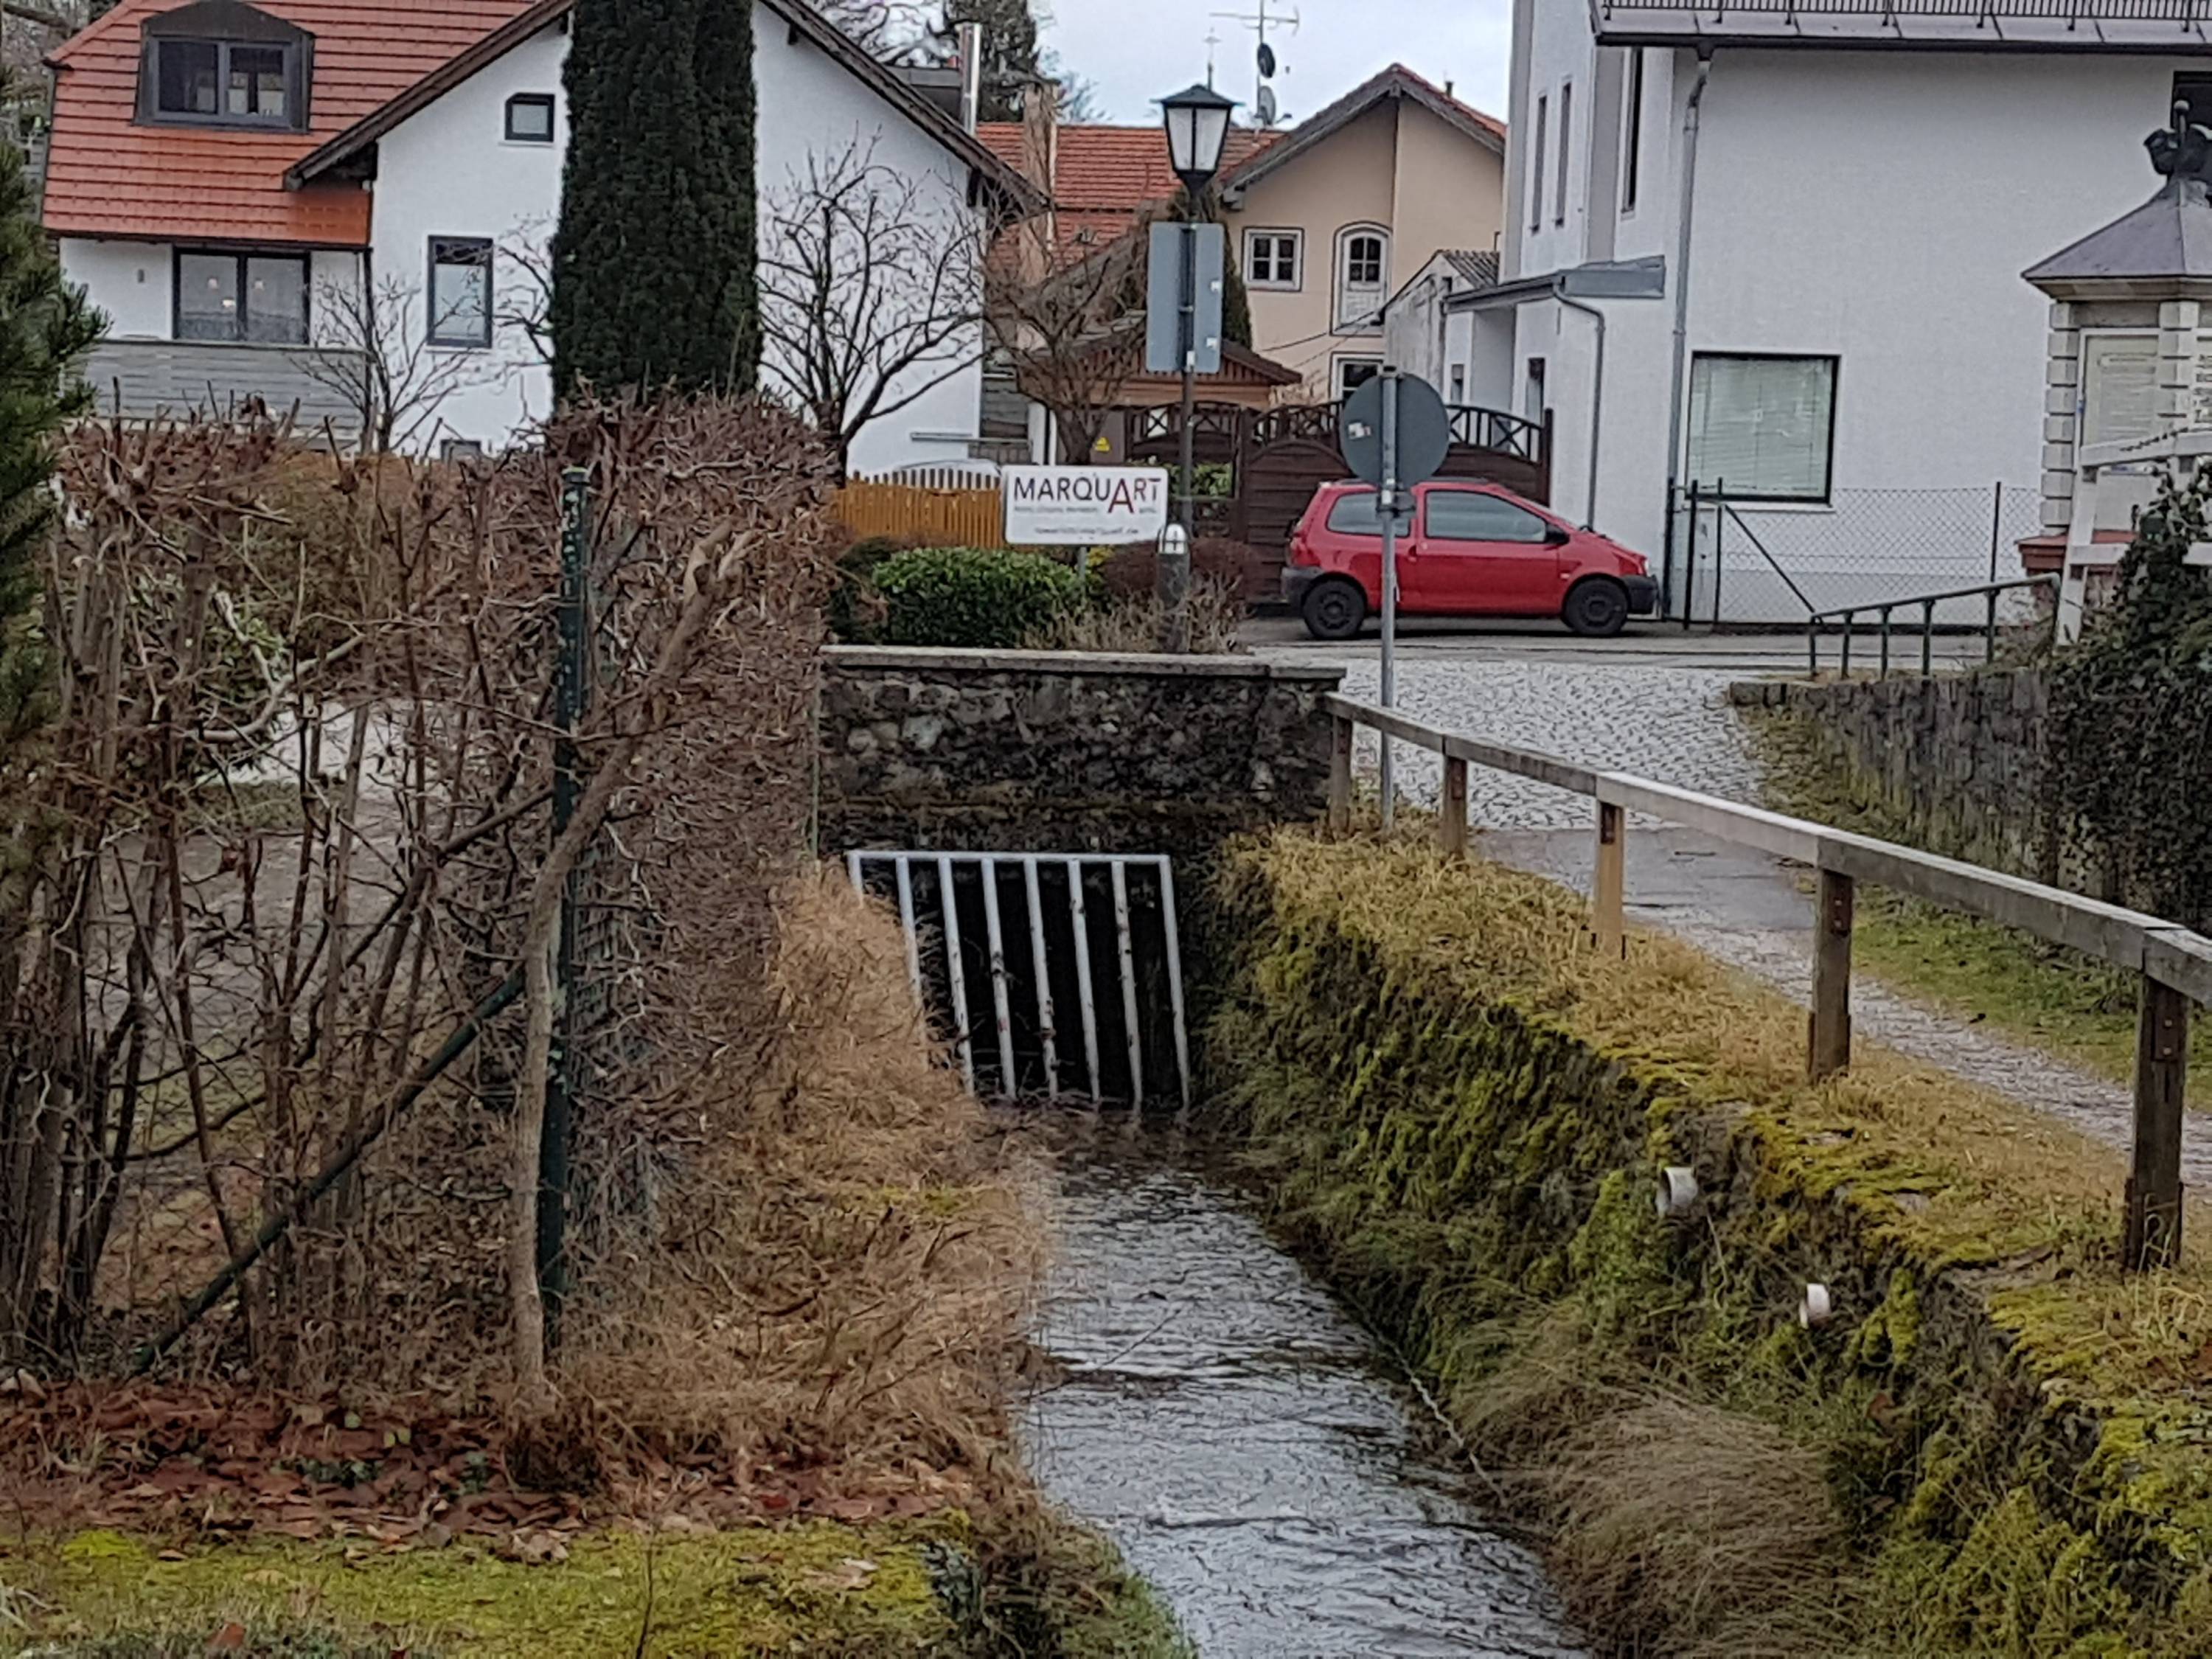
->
1333;354;1383;402
1686;352;1840;504
1244;228;1303;291
1334;224;1389;333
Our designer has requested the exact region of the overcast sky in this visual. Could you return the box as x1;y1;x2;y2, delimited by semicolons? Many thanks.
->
1040;0;1513;128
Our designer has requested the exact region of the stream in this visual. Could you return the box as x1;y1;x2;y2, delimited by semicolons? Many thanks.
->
1020;1124;1587;1658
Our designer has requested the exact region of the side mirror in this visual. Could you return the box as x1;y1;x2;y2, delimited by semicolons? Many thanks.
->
1544;524;1572;546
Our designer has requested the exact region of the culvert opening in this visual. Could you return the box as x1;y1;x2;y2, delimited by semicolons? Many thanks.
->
845;850;1192;1108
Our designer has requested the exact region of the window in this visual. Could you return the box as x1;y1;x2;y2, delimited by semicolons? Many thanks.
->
1686;353;1839;502
145;35;302;128
1245;229;1301;290
1449;366;1467;404
1555;81;1572;226
441;438;487;464
1334;356;1382;400
505;92;554;142
174;249;307;343
1523;356;1546;424
428;237;493;348
2082;335;2160;448
1531;94;1548;234
1621;50;1645;212
1335;228;1387;329
1324;488;1408;538
1425;489;1553;543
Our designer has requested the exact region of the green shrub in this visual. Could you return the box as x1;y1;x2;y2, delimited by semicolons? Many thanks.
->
872;546;1087;649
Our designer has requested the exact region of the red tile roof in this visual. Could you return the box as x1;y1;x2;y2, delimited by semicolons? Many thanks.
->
976;121;1284;234
44;0;537;247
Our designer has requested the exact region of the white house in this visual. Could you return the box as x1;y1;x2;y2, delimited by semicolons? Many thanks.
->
1445;0;2212;619
43;0;1037;469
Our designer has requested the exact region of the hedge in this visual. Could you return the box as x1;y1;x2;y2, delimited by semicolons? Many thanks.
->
870;546;1088;650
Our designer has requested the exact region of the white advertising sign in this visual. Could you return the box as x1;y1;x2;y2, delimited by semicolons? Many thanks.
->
1004;466;1171;546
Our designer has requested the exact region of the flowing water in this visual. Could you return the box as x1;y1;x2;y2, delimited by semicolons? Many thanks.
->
1021;1124;1587;1658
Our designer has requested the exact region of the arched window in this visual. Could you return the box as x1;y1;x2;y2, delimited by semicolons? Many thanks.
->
1335;225;1389;331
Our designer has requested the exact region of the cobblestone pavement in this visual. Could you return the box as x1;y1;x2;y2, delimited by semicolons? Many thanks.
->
1257;633;2205;1183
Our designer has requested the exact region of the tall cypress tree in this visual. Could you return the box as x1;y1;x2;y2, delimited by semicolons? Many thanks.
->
551;0;759;399
0;119;104;734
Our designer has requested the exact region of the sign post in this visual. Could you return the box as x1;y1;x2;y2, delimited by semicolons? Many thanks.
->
1339;369;1451;828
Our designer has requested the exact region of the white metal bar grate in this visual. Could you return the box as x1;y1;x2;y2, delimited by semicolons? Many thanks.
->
846;851;1192;1107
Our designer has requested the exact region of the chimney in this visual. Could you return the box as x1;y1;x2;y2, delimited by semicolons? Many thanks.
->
957;21;984;134
1017;75;1060;283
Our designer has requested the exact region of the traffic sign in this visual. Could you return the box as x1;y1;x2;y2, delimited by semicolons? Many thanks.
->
1144;223;1225;377
1340;372;1451;493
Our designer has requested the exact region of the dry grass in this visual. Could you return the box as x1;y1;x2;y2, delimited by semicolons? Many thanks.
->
1023;577;1244;655
1544;1399;1860;1659
560;869;1044;1486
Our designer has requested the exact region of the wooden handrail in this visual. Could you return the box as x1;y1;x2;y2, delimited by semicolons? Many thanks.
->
1321;691;2202;1270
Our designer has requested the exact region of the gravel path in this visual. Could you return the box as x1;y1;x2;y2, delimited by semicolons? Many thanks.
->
1262;643;2194;1178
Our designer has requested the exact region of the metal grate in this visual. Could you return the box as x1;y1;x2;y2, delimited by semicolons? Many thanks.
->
846;852;1192;1110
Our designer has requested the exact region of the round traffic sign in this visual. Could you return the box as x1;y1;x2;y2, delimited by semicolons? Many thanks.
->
1339;373;1452;490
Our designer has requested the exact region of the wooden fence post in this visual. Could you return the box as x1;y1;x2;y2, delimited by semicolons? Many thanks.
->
1809;868;1854;1081
2124;975;2188;1270
1593;801;1625;958
1328;717;1354;834
1441;757;1469;859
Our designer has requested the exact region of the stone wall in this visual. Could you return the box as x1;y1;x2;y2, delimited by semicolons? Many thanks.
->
1728;669;2057;883
818;646;1345;855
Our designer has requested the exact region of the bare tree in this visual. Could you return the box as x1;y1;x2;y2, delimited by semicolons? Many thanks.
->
757;138;985;483
987;226;1149;463
497;219;556;371
297;272;493;453
815;0;934;58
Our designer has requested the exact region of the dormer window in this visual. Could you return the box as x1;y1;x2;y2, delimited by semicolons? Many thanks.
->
139;1;310;131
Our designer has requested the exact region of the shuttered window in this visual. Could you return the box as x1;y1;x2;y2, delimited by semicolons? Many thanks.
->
1686;353;1837;502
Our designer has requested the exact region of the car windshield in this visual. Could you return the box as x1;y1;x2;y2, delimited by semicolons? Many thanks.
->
1322;490;1411;538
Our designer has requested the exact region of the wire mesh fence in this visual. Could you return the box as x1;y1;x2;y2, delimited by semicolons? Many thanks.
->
1667;483;2047;627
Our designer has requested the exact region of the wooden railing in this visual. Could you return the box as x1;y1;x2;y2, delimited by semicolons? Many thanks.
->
1324;692;2212;1271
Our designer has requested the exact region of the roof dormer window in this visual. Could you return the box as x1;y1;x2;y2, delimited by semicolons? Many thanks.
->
139;1;310;131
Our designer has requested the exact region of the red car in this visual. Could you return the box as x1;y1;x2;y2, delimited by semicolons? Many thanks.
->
1282;479;1659;640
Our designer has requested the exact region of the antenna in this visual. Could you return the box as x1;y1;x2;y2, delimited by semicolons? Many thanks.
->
1203;25;1223;88
1211;0;1301;126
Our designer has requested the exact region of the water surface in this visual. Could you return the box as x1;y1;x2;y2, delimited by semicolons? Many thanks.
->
1022;1125;1586;1658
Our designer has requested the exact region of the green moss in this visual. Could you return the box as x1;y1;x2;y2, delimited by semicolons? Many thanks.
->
5;1523;961;1657
1205;832;2212;1658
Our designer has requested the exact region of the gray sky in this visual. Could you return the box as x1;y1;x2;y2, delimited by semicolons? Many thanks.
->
1040;0;1513;128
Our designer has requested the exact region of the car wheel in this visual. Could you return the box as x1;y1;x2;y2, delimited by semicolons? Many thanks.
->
1301;578;1367;641
1563;578;1630;639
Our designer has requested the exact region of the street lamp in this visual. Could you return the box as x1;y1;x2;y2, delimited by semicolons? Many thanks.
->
1158;81;1237;651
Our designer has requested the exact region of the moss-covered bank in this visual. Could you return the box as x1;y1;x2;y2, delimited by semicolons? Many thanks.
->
0;1515;1182;1657
1207;832;2212;1656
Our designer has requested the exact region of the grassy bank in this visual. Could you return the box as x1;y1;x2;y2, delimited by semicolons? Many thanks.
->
0;876;1183;1659
1747;705;2212;1096
1208;831;2212;1656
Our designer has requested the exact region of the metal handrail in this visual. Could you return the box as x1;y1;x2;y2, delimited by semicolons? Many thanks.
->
1321;689;2205;1270
1805;574;2058;680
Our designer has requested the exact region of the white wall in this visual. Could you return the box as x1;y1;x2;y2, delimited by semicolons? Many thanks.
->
367;22;566;448
67;3;987;463
366;7;984;461
1499;1;2212;615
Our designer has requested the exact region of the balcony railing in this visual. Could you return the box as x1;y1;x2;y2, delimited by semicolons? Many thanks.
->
77;340;365;433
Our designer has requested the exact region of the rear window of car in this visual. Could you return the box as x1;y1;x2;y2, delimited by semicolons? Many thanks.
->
1322;490;1408;538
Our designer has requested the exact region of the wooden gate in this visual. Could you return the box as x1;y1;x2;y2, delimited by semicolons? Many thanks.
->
1124;402;1552;601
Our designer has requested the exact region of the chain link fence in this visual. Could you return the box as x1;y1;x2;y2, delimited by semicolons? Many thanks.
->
1667;483;2047;627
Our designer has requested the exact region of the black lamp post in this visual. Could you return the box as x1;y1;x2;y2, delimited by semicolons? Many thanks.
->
1158;82;1235;651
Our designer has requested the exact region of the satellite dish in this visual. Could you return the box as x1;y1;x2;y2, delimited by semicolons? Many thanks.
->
1256;85;1279;125
1257;41;1277;77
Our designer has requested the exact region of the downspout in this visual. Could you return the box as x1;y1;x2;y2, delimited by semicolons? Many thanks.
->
1660;49;1713;609
1554;278;1604;528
